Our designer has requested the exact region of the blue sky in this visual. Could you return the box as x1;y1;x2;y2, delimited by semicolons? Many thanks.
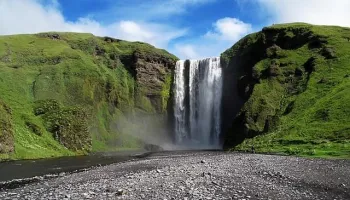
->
1;0;349;59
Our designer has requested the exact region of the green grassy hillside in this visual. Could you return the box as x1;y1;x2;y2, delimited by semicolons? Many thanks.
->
0;32;177;160
222;23;350;158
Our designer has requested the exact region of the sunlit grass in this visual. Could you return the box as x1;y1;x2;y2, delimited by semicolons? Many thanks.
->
223;23;350;159
0;32;176;160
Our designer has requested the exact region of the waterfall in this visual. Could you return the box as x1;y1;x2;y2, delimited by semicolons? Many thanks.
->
173;57;223;148
174;60;187;144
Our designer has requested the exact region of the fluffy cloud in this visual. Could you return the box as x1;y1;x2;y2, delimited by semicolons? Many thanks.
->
257;0;350;27
173;44;200;59
111;21;187;48
172;41;231;59
174;0;350;59
173;17;252;59
205;17;252;41
0;0;186;48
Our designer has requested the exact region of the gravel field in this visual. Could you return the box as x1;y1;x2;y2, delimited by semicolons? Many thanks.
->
0;151;349;200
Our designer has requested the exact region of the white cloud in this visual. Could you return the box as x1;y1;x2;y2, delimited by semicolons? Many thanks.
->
174;0;350;60
180;0;350;60
172;41;231;59
174;44;199;59
0;0;186;48
257;0;350;27
110;21;187;48
173;17;252;59
205;17;252;41
108;0;216;20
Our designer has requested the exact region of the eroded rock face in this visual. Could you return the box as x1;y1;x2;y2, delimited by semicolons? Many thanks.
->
133;50;176;113
0;100;14;154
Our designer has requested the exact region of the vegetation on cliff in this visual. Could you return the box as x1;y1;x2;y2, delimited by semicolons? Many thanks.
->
0;32;177;160
222;23;350;158
0;100;14;160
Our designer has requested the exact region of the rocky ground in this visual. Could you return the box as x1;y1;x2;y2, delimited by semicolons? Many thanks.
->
0;151;349;200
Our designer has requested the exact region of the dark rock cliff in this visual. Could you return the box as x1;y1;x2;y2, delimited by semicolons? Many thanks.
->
133;50;176;113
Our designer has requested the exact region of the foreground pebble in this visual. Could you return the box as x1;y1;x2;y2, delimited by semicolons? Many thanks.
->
0;152;349;200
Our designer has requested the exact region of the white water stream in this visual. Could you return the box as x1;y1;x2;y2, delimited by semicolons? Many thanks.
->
173;57;223;148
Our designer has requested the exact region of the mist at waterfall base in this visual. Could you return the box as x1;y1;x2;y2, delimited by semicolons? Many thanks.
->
108;57;223;151
173;57;223;150
109;112;177;151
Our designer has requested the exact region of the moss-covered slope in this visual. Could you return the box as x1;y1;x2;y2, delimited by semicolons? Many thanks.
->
0;32;177;160
0;99;14;156
222;23;350;158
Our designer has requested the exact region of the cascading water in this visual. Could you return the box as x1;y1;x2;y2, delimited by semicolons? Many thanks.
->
173;57;223;148
174;60;187;144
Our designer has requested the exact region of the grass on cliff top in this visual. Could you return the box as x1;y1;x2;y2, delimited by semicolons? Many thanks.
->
0;32;176;160
225;23;350;158
40;32;178;60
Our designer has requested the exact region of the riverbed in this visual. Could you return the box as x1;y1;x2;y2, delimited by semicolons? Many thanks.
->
0;151;349;199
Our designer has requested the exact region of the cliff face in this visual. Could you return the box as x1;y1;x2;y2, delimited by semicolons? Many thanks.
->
0;33;177;159
133;50;175;113
221;23;350;158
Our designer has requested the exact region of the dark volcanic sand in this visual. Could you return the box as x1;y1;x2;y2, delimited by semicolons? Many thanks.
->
0;151;349;200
